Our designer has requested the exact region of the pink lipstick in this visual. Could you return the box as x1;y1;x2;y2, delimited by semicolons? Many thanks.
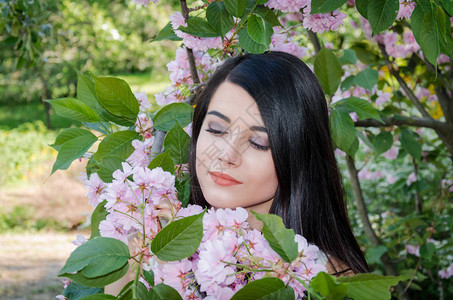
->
209;172;243;186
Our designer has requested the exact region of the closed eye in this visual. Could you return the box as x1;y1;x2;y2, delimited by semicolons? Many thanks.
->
205;127;226;136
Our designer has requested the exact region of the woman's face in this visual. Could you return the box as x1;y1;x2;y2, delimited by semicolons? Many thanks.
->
195;81;278;214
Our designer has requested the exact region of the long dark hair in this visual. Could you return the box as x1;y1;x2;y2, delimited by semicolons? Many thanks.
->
189;51;369;273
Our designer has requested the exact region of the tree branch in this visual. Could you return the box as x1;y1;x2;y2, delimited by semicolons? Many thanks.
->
354;116;453;132
378;43;432;119
308;30;321;54
179;0;200;85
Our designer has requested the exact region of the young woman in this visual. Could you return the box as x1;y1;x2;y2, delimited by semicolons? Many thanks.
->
189;51;369;275
107;51;368;295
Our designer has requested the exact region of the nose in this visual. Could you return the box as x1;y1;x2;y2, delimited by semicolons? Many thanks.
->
217;141;242;167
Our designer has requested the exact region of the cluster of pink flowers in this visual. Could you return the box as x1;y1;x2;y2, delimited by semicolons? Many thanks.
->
396;0;416;20
438;263;453;279
154;46;219;106
148;206;326;299
269;27;308;58
266;0;346;33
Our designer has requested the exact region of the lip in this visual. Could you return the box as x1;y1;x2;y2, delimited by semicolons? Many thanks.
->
209;172;243;186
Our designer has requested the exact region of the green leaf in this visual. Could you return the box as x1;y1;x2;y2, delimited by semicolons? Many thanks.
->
94;76;139;122
151;211;205;261
76;71;99;112
339;49;358;65
399;128;421;160
443;0;453;16
224;0;246;17
90;200;108;240
46;98;100;123
411;5;440;68
367;0;399;35
373;131;393;155
92;130;139;163
153;102;193;131
311;0;348;14
337;274;410;300
96;155;124;183
238;27;269;54
329;107;358;156
314;47;343;96
150;283;183;300
254;6;282;27
178;17;221;38
152;22;182;42
59;237;130;277
79;294;117;300
52;134;98;174
356;0;369;18
143;269;155;287
247;14;270;45
333;97;382;121
353;68;378;91
148;152;175;174
207;2;235;37
231;277;295;300
175;178;191;207
420;242;435;260
64;263;128;288
340;76;356;92
62;281;102;300
116;282;149;300
311;272;349;300
83;121;109;135
366;245;388;264
51;128;95;151
251;212;298;263
164;122;191;165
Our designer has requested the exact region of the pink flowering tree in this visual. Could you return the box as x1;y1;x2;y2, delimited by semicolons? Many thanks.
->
47;0;453;299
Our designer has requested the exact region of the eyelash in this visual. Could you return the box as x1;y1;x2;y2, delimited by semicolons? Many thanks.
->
205;128;270;151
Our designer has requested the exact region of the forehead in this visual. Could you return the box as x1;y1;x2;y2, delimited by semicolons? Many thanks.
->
207;81;263;123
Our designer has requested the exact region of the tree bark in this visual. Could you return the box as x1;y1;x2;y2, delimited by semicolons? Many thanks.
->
39;73;52;129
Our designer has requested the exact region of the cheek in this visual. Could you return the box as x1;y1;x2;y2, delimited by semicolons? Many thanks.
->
245;152;278;194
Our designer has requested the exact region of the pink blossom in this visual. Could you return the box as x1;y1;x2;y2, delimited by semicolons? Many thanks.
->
406;244;420;257
169;11;186;30
72;234;87;246
55;296;67;300
376;90;392;106
349;112;359;122
265;0;310;13
127;138;154;168
133;0;158;6
159;259;193;295
406;172;417;186
383;147;398;160
84;173;106;207
133;92;152;111
269;29;308;58
183;122;193;137
155;87;186;106
334;148;346;156
438;263;453;279
387;174;397;184
176;204;204;218
358;169;386;180
397;0;416;20
99;215;129;244
438;53;450;65
135;113;153;140
303;10;347;33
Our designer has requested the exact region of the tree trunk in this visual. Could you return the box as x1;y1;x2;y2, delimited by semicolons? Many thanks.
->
346;155;409;300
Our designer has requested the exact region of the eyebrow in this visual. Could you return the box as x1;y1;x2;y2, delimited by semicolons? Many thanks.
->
207;110;267;133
